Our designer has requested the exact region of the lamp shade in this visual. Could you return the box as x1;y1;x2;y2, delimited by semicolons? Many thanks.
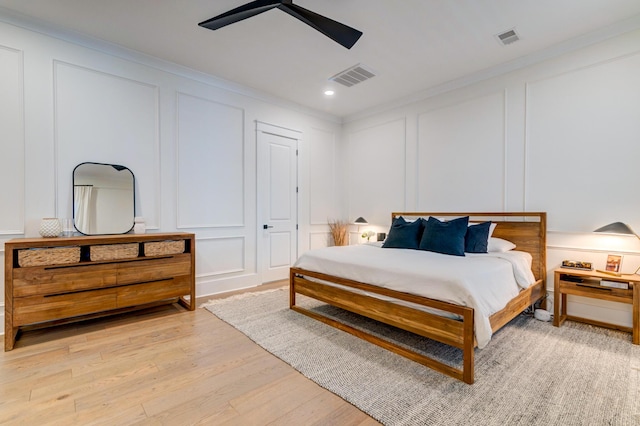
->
354;217;368;225
593;222;636;236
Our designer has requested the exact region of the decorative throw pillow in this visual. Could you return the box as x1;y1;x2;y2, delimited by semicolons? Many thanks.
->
465;221;491;253
469;221;497;238
382;216;424;249
419;216;469;256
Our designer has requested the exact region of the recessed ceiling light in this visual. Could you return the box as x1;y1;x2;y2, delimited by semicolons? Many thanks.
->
324;90;335;96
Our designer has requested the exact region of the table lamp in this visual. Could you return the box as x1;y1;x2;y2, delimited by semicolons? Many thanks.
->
594;222;639;275
354;217;368;232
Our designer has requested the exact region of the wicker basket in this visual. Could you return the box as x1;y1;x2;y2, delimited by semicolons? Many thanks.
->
90;243;139;261
18;246;80;267
144;240;185;256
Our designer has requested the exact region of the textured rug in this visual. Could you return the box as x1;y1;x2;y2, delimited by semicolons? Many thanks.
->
202;288;640;426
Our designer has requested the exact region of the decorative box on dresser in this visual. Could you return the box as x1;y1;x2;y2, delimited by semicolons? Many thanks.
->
4;232;195;351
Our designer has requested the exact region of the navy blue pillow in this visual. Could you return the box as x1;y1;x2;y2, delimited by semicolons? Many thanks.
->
419;216;469;256
465;221;491;253
382;217;424;249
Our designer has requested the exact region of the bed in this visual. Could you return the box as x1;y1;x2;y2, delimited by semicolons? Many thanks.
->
289;212;547;384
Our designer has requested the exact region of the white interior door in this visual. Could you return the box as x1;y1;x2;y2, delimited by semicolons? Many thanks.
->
257;122;299;283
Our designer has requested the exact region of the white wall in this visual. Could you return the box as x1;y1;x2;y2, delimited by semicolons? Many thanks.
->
0;15;343;328
3;12;640;335
341;28;640;328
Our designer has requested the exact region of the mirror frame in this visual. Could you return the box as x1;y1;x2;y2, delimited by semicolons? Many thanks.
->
72;161;136;235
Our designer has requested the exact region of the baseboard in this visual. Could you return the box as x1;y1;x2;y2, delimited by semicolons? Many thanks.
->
196;273;262;300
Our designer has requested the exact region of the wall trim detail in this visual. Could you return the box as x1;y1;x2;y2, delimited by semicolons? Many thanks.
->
343;15;640;123
196;235;246;278
0;9;340;124
0;44;25;235
175;91;246;229
416;91;506;210
547;244;640;256
256;120;303;139
52;60;161;227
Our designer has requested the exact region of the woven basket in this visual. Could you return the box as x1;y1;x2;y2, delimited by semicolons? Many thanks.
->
18;246;80;267
144;240;185;256
90;243;139;261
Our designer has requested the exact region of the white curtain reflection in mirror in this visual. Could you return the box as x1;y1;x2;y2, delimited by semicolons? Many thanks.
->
74;185;94;233
73;162;135;235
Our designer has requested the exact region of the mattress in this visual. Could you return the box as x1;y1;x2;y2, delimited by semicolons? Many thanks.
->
293;243;536;348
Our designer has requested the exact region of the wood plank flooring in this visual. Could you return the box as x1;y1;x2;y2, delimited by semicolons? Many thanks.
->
0;282;379;425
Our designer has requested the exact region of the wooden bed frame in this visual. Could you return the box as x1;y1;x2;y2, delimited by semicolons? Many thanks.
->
290;212;547;384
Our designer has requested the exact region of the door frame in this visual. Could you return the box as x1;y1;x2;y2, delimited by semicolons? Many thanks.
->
256;121;301;283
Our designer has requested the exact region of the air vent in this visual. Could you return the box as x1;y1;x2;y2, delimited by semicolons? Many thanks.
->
495;28;520;46
329;64;376;87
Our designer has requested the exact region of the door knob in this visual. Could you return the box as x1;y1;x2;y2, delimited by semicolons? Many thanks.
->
263;224;274;229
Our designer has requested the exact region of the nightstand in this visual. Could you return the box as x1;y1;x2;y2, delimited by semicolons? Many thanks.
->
554;268;640;344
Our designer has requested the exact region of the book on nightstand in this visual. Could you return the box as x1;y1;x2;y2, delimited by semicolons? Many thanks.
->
600;280;629;290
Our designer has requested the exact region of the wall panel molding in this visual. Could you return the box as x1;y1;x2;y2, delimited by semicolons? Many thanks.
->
347;117;407;226
176;92;245;229
195;236;246;277
308;230;331;250
0;45;25;235
547;244;640;256
524;51;640;232
416;90;507;211
53;60;161;227
309;127;337;225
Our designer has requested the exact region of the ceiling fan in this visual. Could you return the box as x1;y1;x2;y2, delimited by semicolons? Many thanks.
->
198;0;363;49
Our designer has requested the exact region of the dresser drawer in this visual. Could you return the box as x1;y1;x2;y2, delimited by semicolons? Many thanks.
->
13;289;118;325
12;263;118;297
116;254;191;284
116;276;192;308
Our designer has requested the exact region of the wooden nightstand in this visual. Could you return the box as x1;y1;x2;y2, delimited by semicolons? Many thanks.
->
554;268;640;344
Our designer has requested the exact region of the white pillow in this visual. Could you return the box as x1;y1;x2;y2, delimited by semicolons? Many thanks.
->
488;237;516;252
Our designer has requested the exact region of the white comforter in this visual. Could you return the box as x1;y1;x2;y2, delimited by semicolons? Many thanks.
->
293;244;536;348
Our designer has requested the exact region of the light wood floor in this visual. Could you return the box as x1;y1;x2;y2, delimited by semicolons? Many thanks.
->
1;282;379;425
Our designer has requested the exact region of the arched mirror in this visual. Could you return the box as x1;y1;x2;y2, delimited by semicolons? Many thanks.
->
73;162;135;235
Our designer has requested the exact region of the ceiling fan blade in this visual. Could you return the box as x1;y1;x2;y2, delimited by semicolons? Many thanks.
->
199;0;281;31
278;3;362;49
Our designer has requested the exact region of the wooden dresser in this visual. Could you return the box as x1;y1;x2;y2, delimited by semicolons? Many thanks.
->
4;232;195;351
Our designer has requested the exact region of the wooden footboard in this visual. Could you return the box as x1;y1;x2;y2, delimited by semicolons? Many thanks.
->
290;268;545;384
290;267;476;383
289;212;547;384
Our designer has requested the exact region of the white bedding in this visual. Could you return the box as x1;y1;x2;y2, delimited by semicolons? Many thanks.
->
293;244;536;348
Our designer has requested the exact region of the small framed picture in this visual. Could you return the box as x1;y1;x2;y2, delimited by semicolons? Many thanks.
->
605;254;622;273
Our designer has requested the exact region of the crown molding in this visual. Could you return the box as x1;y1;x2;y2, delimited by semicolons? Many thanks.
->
344;13;640;124
0;6;342;124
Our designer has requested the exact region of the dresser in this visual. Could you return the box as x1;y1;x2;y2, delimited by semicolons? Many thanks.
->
4;232;195;351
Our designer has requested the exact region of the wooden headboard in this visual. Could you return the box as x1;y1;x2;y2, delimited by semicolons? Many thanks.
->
391;212;547;284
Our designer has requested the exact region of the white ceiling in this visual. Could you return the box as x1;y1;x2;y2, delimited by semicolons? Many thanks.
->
1;0;640;119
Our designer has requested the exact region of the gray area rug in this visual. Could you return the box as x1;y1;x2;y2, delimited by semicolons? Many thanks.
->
203;288;640;425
